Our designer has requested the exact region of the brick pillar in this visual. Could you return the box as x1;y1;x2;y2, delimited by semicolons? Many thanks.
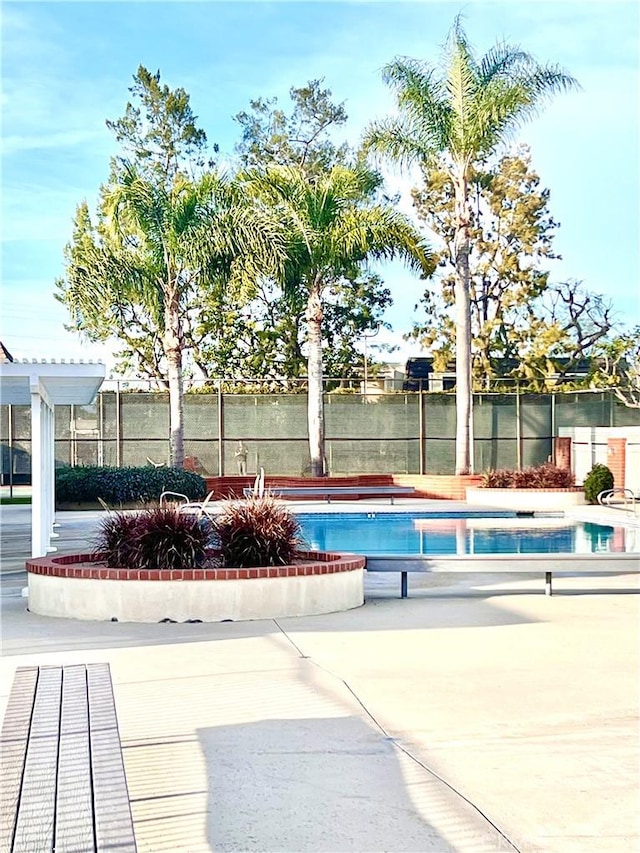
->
554;436;572;471
606;438;626;489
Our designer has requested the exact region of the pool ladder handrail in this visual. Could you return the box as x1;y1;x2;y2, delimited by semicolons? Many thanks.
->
597;487;638;515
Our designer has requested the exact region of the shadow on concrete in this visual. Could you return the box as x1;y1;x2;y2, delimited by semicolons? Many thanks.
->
0;598;278;656
196;716;493;853
115;654;517;852
549;586;639;596
0;584;537;657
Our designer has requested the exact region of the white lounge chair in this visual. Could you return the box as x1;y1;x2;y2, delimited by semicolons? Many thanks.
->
159;489;217;518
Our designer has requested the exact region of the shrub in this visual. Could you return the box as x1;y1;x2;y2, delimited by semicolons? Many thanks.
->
213;496;303;568
541;463;575;488
509;468;530;488
513;463;574;489
583;463;614;504
480;463;575;489
94;506;215;569
55;465;207;505
94;511;140;566
480;469;513;488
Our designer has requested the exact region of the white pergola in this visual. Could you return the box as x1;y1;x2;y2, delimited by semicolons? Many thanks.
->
0;360;106;557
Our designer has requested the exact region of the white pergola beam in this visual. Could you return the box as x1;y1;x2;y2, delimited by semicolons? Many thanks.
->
30;376;54;411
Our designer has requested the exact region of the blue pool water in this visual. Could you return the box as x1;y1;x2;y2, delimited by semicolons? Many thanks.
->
297;513;639;556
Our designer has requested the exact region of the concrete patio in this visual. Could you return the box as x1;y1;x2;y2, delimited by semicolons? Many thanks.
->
1;503;639;852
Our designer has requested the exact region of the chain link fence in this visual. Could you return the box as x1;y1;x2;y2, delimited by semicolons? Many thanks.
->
2;379;639;485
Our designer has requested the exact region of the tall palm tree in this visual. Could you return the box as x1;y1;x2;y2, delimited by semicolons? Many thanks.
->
61;164;283;467
243;163;433;476
364;16;579;474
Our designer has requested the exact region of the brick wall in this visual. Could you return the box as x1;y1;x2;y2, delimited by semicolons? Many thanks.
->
606;438;627;490
204;474;483;501
554;436;572;471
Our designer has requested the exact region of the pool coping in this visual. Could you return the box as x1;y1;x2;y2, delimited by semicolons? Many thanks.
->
282;498;640;527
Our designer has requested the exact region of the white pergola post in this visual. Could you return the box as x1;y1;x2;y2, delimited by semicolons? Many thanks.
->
30;388;43;557
29;377;56;557
46;393;56;543
0;359;106;559
50;402;59;536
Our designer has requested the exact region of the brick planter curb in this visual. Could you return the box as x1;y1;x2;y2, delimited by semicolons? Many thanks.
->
26;550;365;581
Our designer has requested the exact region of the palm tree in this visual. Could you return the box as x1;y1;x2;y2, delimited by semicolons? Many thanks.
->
61;164;283;467
364;16;579;474
242;163;433;476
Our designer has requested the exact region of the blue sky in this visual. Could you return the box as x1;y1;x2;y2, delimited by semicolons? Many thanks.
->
1;0;638;372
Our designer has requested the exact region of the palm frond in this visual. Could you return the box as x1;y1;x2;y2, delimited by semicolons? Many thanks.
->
241;162;433;303
445;37;477;158
363;118;432;170
479;43;531;83
517;64;581;102
378;58;452;155
371;15;579;173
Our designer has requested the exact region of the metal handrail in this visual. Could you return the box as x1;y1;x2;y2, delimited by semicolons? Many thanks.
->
246;467;265;499
597;488;637;513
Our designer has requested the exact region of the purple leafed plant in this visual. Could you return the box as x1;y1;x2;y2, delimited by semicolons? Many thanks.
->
213;496;304;568
94;506;215;569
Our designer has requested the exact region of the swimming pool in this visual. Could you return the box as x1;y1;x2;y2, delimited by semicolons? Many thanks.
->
297;512;640;556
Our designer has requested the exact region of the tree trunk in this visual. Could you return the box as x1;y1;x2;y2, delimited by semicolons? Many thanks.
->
306;284;326;477
164;294;185;469
453;171;472;475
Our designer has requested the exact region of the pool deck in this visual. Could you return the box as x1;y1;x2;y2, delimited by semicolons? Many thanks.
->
1;501;639;851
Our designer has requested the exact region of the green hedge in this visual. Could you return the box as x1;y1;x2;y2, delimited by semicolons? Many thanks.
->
55;465;207;505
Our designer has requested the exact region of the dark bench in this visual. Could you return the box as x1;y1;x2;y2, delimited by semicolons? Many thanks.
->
243;485;416;504
1;663;137;852
365;553;640;597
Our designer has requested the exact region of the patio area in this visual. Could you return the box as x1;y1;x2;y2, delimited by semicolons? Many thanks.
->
1;502;639;851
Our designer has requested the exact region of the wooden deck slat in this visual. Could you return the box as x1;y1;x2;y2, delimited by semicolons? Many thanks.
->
54;665;95;853
0;667;39;853
87;664;137;853
2;664;136;853
12;666;62;853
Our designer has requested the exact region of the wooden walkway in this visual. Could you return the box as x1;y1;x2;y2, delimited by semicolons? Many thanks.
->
1;663;136;853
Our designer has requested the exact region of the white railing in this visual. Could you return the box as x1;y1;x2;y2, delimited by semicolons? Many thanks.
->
597;488;638;515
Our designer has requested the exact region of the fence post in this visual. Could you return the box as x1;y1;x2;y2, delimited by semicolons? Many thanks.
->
515;382;522;470
115;381;122;468
70;403;76;467
470;391;475;474
98;392;104;466
217;380;224;476
8;404;14;498
418;385;425;475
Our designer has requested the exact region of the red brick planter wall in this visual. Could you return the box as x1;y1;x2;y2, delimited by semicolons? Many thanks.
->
204;474;483;501
26;551;365;580
26;549;366;622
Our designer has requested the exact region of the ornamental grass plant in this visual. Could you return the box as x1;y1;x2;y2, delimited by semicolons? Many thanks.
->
95;505;215;569
94;497;304;570
214;495;303;568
